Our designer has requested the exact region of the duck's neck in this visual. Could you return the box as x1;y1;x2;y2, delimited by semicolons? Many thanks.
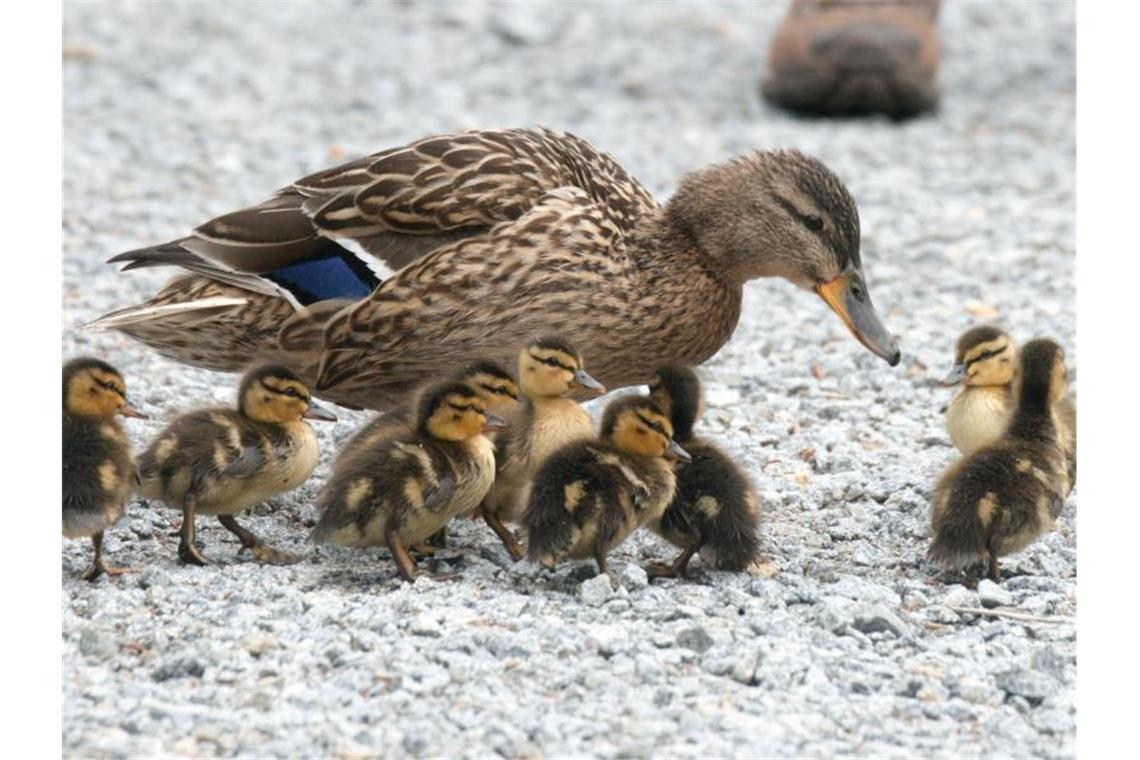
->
615;212;743;375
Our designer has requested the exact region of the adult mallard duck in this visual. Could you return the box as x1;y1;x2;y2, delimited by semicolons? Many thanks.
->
90;127;900;410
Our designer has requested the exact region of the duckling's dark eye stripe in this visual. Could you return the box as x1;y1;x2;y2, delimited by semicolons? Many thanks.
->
97;379;126;398
634;411;666;435
530;353;574;372
965;346;1009;368
448;402;478;413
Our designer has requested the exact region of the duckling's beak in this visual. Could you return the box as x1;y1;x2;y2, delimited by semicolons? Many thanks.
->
118;402;148;420
939;364;966;386
816;269;901;366
666;439;692;463
483;412;508;432
303;402;338;422
572;369;607;394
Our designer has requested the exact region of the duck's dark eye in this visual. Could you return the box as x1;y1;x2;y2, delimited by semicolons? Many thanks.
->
802;215;824;232
283;387;300;398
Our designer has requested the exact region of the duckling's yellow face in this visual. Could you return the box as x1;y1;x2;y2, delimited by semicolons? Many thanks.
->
518;347;604;399
610;405;685;460
468;371;520;418
425;392;494;441
959;335;1017;387
243;375;314;423
66;367;131;420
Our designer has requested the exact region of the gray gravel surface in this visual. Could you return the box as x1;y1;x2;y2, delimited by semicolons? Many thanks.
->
63;2;1076;757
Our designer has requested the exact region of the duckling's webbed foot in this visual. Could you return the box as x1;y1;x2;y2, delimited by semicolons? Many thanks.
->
647;528;701;581
80;532;133;581
217;515;300;565
481;505;525;562
178;496;209;566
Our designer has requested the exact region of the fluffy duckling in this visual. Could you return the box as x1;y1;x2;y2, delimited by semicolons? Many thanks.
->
645;365;760;577
929;338;1072;582
942;325;1076;485
310;380;505;581
137;365;336;566
524;396;690;575
333;360;518;475
481;336;605;560
63;358;148;581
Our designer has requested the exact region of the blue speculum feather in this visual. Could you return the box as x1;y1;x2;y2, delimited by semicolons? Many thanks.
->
264;246;380;305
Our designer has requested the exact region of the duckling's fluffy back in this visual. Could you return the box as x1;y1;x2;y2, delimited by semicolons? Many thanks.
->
312;432;496;548
524;440;675;565
929;436;1067;573
137;408;318;514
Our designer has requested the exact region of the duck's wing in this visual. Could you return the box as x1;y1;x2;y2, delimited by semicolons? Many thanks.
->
107;127;657;309
279;186;635;401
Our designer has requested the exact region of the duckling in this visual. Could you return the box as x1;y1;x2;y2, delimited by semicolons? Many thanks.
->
644;365;761;578
524;395;690;575
310;380;505;582
97;127;900;411
480;336;605;560
63;358;148;581
942;325;1076;486
929;338;1072;582
334;360;518;552
137;365;336;566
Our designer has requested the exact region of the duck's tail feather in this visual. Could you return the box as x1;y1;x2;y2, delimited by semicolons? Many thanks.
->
81;295;249;331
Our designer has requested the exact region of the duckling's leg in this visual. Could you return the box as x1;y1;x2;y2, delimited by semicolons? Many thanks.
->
480;505;525;562
425;527;448;549
178;495;209;566
986;548;1002;583
80;531;132;582
217;515;301;566
385;527;419;583
593;547;609;576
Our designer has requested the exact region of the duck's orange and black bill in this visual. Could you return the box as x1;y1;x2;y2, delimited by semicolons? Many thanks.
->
118;403;149;420
939;364;966;386
816;268;901;366
666;439;692;463
303;402;338;422
483;411;508;432
572;368;606;394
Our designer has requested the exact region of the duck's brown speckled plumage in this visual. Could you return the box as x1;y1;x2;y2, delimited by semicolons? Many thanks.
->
95;126;899;410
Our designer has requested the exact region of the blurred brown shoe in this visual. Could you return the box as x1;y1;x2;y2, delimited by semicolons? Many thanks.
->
761;0;940;119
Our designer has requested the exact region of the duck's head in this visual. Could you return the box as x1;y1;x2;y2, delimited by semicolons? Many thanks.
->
239;365;336;424
601;396;691;462
416;380;508;441
666;149;900;366
648;364;703;442
1016;339;1068;412
456;360;520;418
941;326;1016;388
517;335;606;400
63;357;147;421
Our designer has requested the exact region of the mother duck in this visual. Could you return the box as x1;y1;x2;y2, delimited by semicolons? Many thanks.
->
92;127;900;410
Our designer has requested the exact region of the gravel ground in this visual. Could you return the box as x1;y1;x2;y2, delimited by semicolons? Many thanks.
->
62;2;1076;757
